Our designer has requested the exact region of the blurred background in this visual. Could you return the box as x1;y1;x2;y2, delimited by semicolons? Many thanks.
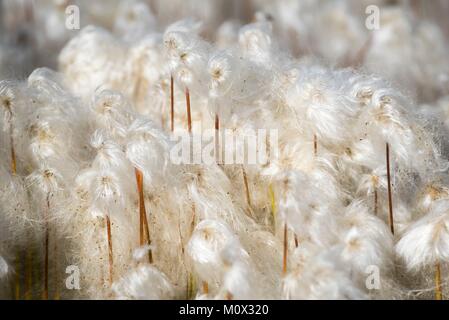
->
1;0;449;104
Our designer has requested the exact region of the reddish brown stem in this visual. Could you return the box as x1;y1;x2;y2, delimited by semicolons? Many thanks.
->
7;110;17;175
313;134;318;156
215;114;220;163
242;166;252;209
10;135;16;174
135;168;153;264
283;223;288;275
202;281;209;294
185;87;192;133
14;252;20;300
386;143;394;235
214;114;219;131
106;215;113;285
190;204;196;236
135;169;145;246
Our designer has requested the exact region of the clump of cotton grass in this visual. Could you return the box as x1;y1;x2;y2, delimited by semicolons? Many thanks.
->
396;199;449;300
58;26;129;98
283;246;368;300
338;200;396;298
112;263;175;300
164;19;210;133
254;0;449;103
187;219;260;299
187;219;237;294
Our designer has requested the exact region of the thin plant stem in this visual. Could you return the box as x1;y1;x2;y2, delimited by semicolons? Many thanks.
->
185;87;192;133
25;242;32;300
435;261;443;300
135;168;145;246
5;95;16;175
142;201;152;264
135;168;153;263
186;272;196;299
106;215;113;285
190;203;196;236
268;184;276;230
98;243;105;287
241;165;252;209
10;121;16;175
9;109;20;298
283;223;288;275
202;281;209;294
386;143;394;235
14;252;20;300
215;113;220;164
